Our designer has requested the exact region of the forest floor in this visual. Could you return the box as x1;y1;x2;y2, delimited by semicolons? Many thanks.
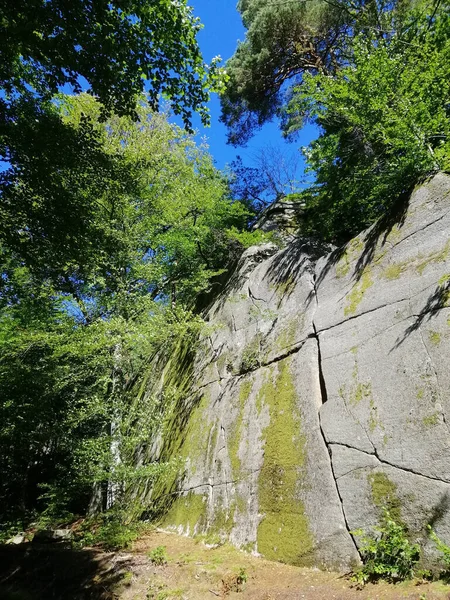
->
1;528;450;600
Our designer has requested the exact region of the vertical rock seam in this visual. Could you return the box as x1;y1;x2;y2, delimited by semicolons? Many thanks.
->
312;320;361;560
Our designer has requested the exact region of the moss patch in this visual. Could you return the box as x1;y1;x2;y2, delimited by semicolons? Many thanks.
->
239;338;261;374
336;238;364;278
383;262;407;280
428;330;442;345
368;472;402;524
256;361;314;565
163;492;207;534
344;362;373;407
415;240;450;275
151;386;213;521
229;378;253;479
422;412;440;427
276;319;299;352
344;268;373;316
368;398;384;433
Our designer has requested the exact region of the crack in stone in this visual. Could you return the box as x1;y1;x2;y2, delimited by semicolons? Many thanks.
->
164;468;264;500
416;320;449;431
311;271;361;558
248;284;268;304
390;207;450;251
317;397;361;559
335;465;371;481
330;442;450;484
316;295;412;335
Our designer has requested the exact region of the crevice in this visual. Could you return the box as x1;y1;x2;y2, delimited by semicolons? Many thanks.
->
318;406;361;559
312;268;361;558
313;324;327;405
416;321;448;430
315;295;411;335
248;284;268;304
193;335;312;393
158;467;264;501
390;207;450;251
330;442;450;485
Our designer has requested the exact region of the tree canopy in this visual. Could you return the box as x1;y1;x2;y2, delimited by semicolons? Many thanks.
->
0;96;259;528
221;0;450;243
0;0;223;128
220;0;423;146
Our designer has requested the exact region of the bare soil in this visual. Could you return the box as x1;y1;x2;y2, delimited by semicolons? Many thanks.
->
1;529;450;600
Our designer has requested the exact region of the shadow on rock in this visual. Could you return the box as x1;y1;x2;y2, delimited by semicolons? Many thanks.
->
266;238;333;307
393;278;450;348
353;187;411;280
0;543;131;600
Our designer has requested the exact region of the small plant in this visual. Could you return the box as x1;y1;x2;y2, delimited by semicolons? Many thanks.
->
73;510;146;550
221;567;248;595
240;348;260;373
147;581;184;599
352;509;420;585
428;525;450;574
236;567;248;585
148;545;168;566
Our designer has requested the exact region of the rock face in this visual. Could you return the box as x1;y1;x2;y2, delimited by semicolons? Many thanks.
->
150;174;450;570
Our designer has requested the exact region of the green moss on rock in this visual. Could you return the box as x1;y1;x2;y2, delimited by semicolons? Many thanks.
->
369;472;402;524
344;268;373;316
229;378;253;479
428;330;442;345
336;238;364;278
256;361;314;565
163;492;207;533
422;412;440;427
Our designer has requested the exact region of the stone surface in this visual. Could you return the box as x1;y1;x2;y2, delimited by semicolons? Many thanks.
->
33;529;73;543
149;173;450;570
6;534;26;545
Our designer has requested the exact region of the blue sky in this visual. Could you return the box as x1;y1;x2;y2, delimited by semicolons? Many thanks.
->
184;0;317;187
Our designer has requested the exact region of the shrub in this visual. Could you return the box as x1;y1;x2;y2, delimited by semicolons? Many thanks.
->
428;526;450;575
148;545;168;566
352;509;420;585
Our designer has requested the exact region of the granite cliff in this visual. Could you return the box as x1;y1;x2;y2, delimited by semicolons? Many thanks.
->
147;173;450;570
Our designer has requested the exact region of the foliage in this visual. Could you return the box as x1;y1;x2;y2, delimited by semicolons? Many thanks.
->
221;0;450;243
0;97;256;526
428;526;450;574
240;347;261;373
220;0;418;145
352;510;420;585
221;567;248;594
0;0;223;129
148;546;169;566
284;6;450;242
229;147;303;209
0;0;226;301
73;508;150;550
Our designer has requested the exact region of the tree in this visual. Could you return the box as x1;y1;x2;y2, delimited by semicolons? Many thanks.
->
0;0;222;128
229;145;303;209
220;0;422;146
0;96;258;526
284;4;450;242
0;0;227;296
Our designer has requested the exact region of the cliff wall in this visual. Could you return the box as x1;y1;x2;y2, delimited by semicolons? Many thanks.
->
150;173;450;570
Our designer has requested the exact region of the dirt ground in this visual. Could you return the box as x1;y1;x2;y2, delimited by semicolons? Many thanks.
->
1;529;450;600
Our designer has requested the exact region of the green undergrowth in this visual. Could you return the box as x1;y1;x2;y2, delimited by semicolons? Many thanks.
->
352;509;420;585
73;510;154;550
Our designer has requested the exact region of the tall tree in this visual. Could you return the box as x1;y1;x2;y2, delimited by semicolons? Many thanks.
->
220;0;422;146
282;2;450;242
0;96;258;525
0;0;222;128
